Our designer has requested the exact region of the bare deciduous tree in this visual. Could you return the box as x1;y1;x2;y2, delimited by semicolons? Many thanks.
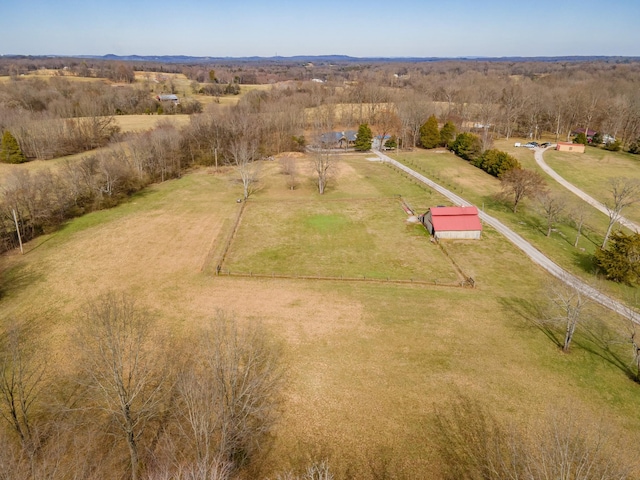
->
226;107;261;200
0;320;46;461
76;293;169;480
536;190;566;237
500;168;546;213
312;149;335;195
279;155;298;190
568;203;591;248
174;311;284;476
629;323;640;383
602;177;640;248
546;280;589;353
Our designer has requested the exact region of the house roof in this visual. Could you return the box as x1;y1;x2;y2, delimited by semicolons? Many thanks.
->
429;206;482;232
157;94;179;101
319;131;357;145
573;128;597;137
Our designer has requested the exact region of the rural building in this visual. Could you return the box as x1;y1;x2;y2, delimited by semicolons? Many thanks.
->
572;128;597;139
156;94;179;104
420;206;482;240
556;142;585;153
318;131;357;149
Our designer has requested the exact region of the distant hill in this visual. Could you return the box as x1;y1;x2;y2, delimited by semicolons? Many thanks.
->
3;54;640;64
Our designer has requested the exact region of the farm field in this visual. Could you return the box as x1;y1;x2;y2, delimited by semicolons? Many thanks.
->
543;146;640;224
112;113;192;132
389;146;640;303
2;152;640;476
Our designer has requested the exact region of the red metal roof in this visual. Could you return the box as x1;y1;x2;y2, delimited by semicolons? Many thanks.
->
430;206;482;232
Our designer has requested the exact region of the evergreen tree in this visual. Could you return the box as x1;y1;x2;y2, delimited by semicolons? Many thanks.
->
354;123;373;151
384;135;398;150
419;115;440;149
439;121;457;148
595;232;640;285
0;130;26;164
574;132;588;145
451;132;482;162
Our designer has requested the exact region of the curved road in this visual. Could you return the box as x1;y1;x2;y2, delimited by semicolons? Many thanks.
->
372;149;640;324
534;147;640;233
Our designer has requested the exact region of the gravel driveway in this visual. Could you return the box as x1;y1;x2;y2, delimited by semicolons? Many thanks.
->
373;149;640;324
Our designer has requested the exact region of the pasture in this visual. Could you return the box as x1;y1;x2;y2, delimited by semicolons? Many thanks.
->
390;145;640;303
2;152;640;477
113;113;192;132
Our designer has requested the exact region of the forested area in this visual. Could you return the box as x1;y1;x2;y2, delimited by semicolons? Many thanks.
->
2;57;640;255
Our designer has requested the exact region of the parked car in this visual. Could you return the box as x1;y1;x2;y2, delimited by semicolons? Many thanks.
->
540;142;551;148
523;142;536;148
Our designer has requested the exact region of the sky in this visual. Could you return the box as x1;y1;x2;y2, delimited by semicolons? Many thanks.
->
2;0;640;58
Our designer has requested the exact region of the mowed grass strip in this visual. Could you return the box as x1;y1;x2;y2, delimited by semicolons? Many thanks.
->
225;197;460;282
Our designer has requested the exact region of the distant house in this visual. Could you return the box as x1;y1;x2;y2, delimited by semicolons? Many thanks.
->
556;142;585;153
156;94;179;104
419;206;482;240
571;128;597;143
318;130;357;149
572;128;597;137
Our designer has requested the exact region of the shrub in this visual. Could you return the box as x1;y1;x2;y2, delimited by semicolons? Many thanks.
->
472;149;521;177
604;140;622;152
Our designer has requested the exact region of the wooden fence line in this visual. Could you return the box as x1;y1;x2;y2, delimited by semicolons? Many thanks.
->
214;269;474;288
202;200;246;274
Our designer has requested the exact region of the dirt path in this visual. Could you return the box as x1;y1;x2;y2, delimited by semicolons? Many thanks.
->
534;147;640;233
373;149;640;324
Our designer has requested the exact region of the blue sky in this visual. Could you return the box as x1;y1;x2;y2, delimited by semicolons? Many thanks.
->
2;0;639;57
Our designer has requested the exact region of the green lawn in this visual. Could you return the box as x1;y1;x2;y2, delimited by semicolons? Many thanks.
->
226;198;460;282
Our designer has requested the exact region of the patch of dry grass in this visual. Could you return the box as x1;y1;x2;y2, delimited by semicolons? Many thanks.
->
113;114;192;132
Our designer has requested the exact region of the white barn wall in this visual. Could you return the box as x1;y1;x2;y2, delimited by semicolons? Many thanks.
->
435;231;482;240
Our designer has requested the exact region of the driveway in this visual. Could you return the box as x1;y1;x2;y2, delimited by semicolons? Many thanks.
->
534;147;640;233
372;149;640;324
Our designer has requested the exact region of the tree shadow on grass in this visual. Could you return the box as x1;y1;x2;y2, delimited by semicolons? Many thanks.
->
572;249;597;275
0;262;44;301
500;296;639;382
498;296;563;349
572;322;639;383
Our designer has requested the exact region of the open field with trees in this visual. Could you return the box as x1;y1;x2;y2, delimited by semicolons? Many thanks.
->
4;56;640;477
2;155;640;478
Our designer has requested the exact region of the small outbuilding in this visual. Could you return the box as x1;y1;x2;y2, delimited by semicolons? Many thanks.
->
556;142;585;153
420;206;482;240
156;94;180;104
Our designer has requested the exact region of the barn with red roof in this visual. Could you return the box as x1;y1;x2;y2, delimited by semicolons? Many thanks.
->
420;206;482;240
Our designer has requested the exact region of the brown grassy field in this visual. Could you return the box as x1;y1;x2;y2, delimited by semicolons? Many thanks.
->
2;153;640;477
112;113;192;132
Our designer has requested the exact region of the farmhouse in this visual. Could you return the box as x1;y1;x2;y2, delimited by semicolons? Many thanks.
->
420;206;482;240
318;130;357;149
556;142;585;153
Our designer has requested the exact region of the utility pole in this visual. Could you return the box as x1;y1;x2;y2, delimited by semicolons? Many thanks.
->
12;209;23;254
